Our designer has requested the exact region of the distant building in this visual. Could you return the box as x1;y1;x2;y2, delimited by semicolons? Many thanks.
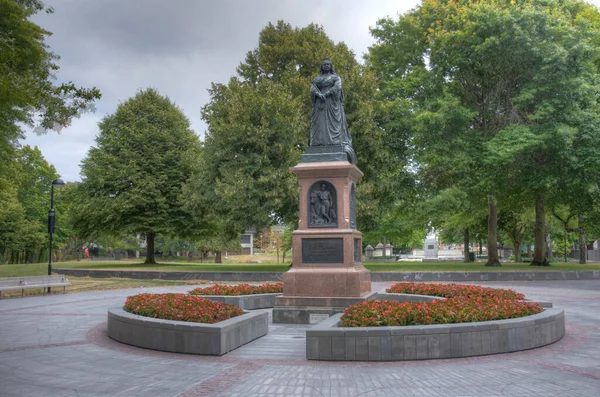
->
240;232;253;255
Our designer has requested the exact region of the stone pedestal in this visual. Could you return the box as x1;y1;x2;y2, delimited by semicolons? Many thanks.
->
424;237;439;259
273;161;374;324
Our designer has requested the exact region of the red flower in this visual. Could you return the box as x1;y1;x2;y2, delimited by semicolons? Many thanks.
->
340;282;542;327
123;293;244;324
189;282;283;296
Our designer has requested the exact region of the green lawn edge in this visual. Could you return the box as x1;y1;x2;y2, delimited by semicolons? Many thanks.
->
2;260;600;277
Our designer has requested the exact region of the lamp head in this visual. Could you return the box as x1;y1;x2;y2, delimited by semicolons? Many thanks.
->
52;179;66;189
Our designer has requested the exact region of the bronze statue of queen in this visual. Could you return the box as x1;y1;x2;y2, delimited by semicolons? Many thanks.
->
308;58;357;164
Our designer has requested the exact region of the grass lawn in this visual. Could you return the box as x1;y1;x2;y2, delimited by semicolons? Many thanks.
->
2;258;599;278
1;257;598;299
0;260;291;277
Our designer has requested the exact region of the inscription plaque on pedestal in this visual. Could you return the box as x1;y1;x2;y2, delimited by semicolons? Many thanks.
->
302;238;343;263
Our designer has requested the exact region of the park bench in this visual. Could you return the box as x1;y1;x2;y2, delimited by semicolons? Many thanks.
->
0;275;70;298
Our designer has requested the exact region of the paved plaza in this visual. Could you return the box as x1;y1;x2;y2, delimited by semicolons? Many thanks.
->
0;280;598;397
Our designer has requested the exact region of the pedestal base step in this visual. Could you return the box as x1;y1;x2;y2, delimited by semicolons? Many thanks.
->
273;306;348;324
273;292;377;324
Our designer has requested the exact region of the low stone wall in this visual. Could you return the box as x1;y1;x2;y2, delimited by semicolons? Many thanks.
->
371;271;600;281
55;268;284;281
201;293;281;310
55;268;600;281
306;308;565;361
107;308;268;356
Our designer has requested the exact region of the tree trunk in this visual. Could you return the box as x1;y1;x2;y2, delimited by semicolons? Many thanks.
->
485;196;501;267
546;234;553;259
512;229;522;263
578;215;586;264
215;250;222;263
531;198;550;266
463;228;471;263
144;233;156;264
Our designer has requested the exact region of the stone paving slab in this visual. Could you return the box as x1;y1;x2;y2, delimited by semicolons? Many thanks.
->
0;281;599;397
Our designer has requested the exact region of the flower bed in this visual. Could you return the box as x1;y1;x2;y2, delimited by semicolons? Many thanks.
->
108;307;268;356
188;283;283;310
189;282;283;296
110;292;268;355
307;283;564;361
341;283;541;327
124;293;243;324
386;282;525;300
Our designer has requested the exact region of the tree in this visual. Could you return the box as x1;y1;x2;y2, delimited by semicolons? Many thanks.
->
0;145;58;263
0;0;100;171
368;0;600;266
423;188;488;263
189;21;401;240
75;89;202;264
196;236;240;264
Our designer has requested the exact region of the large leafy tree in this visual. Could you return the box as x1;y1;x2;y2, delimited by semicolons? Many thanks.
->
0;0;100;169
0;145;58;263
368;0;600;266
75;89;202;264
189;21;404;240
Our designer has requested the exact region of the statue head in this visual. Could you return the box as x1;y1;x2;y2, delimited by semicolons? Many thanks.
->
320;58;335;74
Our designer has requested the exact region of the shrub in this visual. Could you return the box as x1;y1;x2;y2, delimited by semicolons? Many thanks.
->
340;283;542;327
124;293;244;323
189;282;283;296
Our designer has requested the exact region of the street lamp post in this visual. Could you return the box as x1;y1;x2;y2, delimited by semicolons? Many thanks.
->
47;178;65;293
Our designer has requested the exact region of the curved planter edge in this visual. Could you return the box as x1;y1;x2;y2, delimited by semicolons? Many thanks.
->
198;293;282;309
306;308;565;361
107;308;268;356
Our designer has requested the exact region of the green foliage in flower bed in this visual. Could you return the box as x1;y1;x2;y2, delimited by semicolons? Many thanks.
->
124;293;244;323
340;283;542;327
188;282;283;296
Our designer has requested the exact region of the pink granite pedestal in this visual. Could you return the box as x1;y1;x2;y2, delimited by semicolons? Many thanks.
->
273;161;375;324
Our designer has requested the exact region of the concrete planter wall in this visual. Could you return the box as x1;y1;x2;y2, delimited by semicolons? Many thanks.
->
306;308;565;361
107;308;268;356
200;293;281;309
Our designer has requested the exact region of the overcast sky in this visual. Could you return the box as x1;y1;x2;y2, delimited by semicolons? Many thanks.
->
23;0;600;182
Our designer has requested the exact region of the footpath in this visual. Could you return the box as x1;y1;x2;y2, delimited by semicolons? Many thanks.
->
0;280;599;396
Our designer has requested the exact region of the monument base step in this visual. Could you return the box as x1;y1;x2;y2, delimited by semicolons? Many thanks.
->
273;305;348;324
273;292;377;324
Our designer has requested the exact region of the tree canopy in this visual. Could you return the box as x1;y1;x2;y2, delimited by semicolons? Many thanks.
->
367;0;600;265
75;88;202;264
188;21;405;239
0;0;100;166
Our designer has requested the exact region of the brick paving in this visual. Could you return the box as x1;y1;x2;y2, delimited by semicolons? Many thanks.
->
0;281;598;396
